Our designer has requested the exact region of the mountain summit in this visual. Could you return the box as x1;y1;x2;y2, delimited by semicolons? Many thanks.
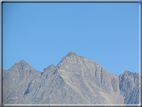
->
66;51;77;56
3;52;140;104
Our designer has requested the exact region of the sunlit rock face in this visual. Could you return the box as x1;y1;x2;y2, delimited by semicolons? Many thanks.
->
3;52;140;104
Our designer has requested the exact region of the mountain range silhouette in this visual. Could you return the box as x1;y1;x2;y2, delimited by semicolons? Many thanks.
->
3;52;140;104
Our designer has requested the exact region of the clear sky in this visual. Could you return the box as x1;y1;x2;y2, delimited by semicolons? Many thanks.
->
3;3;139;76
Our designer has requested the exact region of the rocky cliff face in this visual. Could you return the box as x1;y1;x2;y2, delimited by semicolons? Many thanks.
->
119;70;140;104
3;52;140;104
3;60;41;104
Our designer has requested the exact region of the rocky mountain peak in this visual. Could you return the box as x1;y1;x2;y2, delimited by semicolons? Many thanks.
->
48;64;55;68
14;60;29;66
66;51;78;57
3;52;140;104
19;60;28;64
124;70;133;76
56;52;79;67
8;60;33;72
44;64;55;71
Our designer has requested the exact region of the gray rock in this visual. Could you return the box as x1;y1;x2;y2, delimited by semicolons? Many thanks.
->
3;52;140;104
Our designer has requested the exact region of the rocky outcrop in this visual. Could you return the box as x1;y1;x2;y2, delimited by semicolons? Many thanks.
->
3;52;140;104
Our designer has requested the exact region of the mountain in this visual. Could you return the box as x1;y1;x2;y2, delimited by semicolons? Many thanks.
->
3;52;140;104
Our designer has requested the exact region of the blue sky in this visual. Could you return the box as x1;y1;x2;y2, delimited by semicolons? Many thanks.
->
3;3;139;76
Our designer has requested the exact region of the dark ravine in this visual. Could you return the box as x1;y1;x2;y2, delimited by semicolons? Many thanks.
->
3;52;140;104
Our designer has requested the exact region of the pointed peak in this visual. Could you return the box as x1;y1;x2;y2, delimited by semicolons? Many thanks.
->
17;60;29;65
8;60;33;71
124;70;133;75
49;64;55;67
56;52;78;67
44;64;55;72
124;70;130;73
14;60;30;67
124;70;128;73
19;59;27;63
124;70;129;75
66;51;78;57
47;64;55;69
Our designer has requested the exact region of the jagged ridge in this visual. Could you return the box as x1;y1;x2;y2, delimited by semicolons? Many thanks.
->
3;52;140;104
